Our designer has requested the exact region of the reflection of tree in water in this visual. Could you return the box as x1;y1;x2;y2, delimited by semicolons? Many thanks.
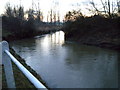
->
50;31;65;45
64;43;118;71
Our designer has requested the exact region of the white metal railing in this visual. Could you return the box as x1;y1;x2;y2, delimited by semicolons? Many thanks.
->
1;41;47;89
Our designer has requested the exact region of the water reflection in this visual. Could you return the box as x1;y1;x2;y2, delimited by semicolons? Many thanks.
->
51;31;65;45
35;31;64;49
10;31;118;88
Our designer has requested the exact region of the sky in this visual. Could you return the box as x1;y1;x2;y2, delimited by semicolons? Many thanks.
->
0;0;90;21
0;0;116;21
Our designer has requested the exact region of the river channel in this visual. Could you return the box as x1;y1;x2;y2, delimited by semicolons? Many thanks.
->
10;31;118;88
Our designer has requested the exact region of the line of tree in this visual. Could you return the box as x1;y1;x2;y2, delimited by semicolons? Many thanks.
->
88;0;120;18
64;0;120;22
47;9;60;25
63;0;120;45
2;2;44;39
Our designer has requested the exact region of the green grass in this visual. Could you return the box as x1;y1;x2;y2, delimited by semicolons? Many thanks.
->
2;47;48;89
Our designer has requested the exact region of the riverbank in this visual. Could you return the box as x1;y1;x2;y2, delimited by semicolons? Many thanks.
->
63;16;120;51
2;47;49;89
2;29;58;42
2;15;62;42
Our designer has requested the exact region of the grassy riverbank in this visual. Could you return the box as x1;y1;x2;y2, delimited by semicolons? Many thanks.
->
2;47;49;89
63;15;120;51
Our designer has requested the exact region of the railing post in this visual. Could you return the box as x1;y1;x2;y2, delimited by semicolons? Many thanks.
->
0;41;2;90
0;42;2;65
2;41;16;88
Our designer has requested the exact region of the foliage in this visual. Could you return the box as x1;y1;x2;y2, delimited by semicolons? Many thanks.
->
2;5;41;39
63;1;120;36
63;10;120;50
65;10;83;21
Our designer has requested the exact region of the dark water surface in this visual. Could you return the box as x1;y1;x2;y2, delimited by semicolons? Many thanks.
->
11;31;118;88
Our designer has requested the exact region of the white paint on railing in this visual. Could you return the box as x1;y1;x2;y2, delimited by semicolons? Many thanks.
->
0;42;2;65
1;41;47;89
0;39;2;90
2;41;16;88
5;50;47;89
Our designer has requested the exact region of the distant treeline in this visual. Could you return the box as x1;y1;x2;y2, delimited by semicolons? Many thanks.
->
2;4;45;40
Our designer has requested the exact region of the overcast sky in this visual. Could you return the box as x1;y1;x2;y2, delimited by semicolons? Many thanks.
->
0;0;115;21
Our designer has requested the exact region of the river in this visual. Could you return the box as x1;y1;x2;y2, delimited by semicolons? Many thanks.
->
10;31;118;88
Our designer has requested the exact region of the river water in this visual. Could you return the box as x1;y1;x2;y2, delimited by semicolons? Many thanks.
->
10;31;118;88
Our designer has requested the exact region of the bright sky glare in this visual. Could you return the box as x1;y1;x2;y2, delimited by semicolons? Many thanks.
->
0;0;115;21
0;0;88;21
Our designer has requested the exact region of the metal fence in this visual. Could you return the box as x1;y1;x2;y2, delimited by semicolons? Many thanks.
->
1;41;47;89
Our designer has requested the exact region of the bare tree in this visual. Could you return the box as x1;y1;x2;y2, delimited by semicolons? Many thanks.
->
57;11;60;25
5;3;13;17
90;0;100;15
89;0;119;18
53;12;56;24
117;0;120;13
13;6;17;17
50;9;53;23
27;9;34;20
18;6;24;20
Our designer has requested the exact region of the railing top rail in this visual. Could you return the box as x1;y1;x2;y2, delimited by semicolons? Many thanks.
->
1;41;47;89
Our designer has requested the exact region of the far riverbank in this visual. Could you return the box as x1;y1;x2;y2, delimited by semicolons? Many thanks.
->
63;16;120;51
